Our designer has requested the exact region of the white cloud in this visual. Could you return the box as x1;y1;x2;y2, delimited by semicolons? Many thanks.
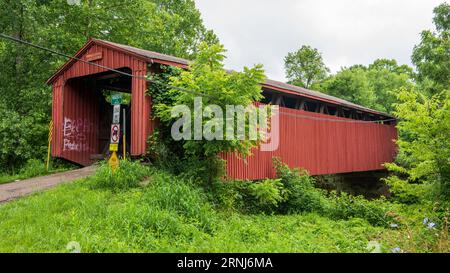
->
195;0;444;81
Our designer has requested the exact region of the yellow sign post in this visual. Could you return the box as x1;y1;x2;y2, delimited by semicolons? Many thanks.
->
109;96;122;172
108;151;119;173
46;120;53;172
109;143;118;152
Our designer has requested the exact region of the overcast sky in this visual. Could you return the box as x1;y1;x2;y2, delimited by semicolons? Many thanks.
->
195;0;444;81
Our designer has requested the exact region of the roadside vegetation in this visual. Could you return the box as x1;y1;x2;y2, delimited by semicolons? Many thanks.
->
0;160;447;253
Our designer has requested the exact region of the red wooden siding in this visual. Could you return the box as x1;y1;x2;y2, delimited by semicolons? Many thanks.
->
51;42;150;165
130;60;150;156
60;79;99;166
222;106;397;180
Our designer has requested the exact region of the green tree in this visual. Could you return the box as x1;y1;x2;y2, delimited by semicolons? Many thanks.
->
152;43;267;182
284;45;329;88
315;60;413;113
412;2;449;94
386;89;449;201
368;58;413;76
367;59;414;113
316;66;377;109
386;3;450;202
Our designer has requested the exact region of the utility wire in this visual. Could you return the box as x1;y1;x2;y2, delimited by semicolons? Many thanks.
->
0;33;397;124
0;33;208;98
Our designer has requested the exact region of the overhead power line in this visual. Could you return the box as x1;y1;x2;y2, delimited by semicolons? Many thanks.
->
0;33;396;124
0;33;207;98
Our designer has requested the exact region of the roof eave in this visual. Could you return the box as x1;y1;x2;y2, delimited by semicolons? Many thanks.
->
46;38;189;85
261;82;394;118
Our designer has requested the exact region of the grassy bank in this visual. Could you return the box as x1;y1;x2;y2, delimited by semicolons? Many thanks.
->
0;163;447;253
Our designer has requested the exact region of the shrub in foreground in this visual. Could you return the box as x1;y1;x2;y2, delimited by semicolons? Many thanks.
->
213;158;394;226
89;160;150;191
247;178;289;213
273;158;330;214
383;175;426;204
327;192;393;226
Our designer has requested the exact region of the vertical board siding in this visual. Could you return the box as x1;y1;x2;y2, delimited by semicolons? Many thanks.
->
131;60;149;155
51;42;149;165
60;80;98;166
222;106;397;180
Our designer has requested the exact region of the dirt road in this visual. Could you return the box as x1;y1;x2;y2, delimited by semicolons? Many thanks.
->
0;166;96;203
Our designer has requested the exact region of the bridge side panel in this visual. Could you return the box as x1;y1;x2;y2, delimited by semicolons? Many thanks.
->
224;106;397;180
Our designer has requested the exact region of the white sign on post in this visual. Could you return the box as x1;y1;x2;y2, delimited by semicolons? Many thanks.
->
110;124;120;144
112;105;121;124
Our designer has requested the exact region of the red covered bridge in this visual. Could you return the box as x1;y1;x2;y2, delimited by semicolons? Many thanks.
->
47;39;397;180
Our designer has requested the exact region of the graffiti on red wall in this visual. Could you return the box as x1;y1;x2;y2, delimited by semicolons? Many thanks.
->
63;117;94;152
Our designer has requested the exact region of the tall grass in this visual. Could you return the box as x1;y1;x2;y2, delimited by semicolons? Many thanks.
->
89;160;150;191
0;160;446;253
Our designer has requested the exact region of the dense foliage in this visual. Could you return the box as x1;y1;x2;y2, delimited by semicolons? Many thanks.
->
383;3;450;203
385;89;450;201
313;59;414;113
212;158;394;227
149;43;267;183
412;2;449;94
153;43;266;156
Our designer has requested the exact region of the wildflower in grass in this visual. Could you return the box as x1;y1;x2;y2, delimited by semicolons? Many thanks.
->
427;222;436;230
389;223;399;229
423;218;429;225
391;247;402;253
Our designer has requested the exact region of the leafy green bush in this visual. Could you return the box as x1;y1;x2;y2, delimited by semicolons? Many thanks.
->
383;175;426;204
177;155;226;186
89;160;150;191
209;180;248;212
247;178;288;213
271;157;395;226
20;159;48;178
0;159;48;184
273;158;329;214
389;88;450;201
327;192;393;226
146;130;185;173
147;130;226;185
0;105;48;172
149;44;268;185
211;158;394;227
